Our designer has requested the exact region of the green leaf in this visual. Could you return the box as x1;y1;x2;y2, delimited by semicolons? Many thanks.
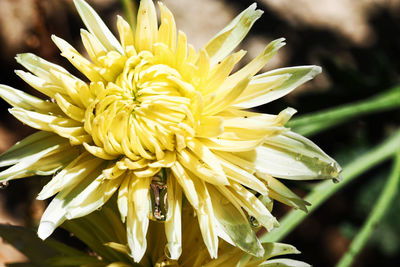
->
0;224;89;266
288;85;400;137
45;256;102;266
6;263;44;267
62;207;132;263
0;224;58;263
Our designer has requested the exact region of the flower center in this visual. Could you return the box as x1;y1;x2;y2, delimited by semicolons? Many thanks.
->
84;51;198;161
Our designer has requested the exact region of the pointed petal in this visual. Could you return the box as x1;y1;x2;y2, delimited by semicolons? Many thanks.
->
259;258;310;267
204;75;251;116
80;29;107;64
263;176;309;211
164;172;182;260
116;15;135;52
126;175;152;262
171;161;199;209
256;131;341;180
135;0;158;52
15;70;64;98
0;141;73;182
37;152;104;200
15;53;70;85
158;2;177;52
204;3;263;66
262;242;300;259
117;175;130;223
9;107;80;133
234;66;322;109
73;0;123;53
177;148;228;186
225;38;285;89
215;154;268;194
51;35;105;82
200;137;264;152
54;93;85;122
229;182;278;231
208;185;264;257
38;161;105;240
66;175;123;219
195;179;218;259
0;131;63;167
0;84;60;114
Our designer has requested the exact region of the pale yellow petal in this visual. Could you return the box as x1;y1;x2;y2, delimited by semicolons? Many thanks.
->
54;93;85;122
37;152;104;200
135;0;158;52
204;3;263;66
127;175;151;262
73;0;123;53
0;84;61;114
158;2;177;52
171;161;199;209
225;38;285;88
51;35;105;82
80;29;107;65
164;172;182;260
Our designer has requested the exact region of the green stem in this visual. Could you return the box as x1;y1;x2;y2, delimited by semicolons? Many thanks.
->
336;152;400;267
287;85;400;136
121;0;137;30
260;129;400;243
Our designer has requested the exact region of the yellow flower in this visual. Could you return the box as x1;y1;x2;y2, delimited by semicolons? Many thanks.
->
0;0;341;262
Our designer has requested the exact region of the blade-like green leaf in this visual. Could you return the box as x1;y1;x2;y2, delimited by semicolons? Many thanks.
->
0;224;57;263
62;207;132;263
0;224;89;266
45;256;102;266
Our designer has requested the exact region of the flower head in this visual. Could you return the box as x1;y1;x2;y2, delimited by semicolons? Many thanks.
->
0;0;341;262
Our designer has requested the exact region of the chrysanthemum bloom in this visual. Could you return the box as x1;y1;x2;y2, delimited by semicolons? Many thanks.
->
0;0;341;262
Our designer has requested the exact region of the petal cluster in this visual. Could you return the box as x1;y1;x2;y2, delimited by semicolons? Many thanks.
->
49;205;310;267
0;0;341;262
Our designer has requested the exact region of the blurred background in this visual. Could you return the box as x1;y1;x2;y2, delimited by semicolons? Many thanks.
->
0;0;400;266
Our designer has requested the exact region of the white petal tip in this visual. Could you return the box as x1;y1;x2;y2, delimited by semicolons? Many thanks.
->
132;249;146;263
311;65;322;76
36;194;46;200
165;243;182;260
37;221;56;240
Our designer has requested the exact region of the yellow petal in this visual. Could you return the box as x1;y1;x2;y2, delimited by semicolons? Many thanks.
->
164;172;182;260
127;175;151;262
51;35;105;82
135;0;158;52
73;0;123;53
54;93;85;122
158;2;177;52
204;3;263;66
